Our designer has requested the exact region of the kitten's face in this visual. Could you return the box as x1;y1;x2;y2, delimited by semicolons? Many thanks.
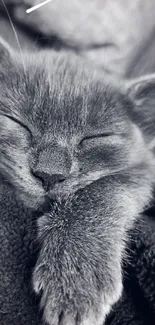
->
0;44;154;215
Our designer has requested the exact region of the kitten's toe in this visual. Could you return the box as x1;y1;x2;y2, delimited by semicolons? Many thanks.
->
45;310;75;325
32;263;47;295
81;281;123;325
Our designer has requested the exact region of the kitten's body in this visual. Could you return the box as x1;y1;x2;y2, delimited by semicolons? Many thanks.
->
0;39;155;325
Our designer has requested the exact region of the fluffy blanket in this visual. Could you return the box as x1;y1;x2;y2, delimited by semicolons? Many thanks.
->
107;208;155;325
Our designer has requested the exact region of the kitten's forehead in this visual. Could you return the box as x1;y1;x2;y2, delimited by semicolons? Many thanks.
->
1;51;131;139
33;54;130;125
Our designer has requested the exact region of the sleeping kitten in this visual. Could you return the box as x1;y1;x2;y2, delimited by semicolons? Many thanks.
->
0;38;155;325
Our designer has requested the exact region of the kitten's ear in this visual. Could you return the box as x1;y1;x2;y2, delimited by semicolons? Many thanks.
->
125;74;155;150
0;37;12;64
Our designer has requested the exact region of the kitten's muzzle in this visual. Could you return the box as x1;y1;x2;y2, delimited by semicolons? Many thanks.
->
32;144;72;193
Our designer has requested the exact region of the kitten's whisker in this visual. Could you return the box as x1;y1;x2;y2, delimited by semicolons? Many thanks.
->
0;0;27;76
26;0;53;13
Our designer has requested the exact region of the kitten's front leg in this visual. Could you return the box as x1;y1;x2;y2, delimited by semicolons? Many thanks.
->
33;212;124;325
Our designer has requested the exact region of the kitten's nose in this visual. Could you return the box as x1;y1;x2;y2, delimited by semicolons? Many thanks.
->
34;171;66;192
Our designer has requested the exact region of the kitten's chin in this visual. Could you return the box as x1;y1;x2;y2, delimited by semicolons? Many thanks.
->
47;175;93;200
47;182;81;201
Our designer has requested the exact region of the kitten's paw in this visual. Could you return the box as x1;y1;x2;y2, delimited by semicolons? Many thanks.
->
33;214;123;325
33;258;122;325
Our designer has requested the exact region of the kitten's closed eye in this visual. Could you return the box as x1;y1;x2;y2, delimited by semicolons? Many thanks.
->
78;133;113;149
78;133;126;153
3;114;32;139
1;114;32;153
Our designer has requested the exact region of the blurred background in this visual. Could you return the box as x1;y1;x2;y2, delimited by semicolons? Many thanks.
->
1;0;155;78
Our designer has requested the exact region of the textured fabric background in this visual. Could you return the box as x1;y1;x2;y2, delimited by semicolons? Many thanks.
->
8;0;155;76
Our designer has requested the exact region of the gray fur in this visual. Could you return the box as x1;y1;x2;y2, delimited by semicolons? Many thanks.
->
0;39;155;325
